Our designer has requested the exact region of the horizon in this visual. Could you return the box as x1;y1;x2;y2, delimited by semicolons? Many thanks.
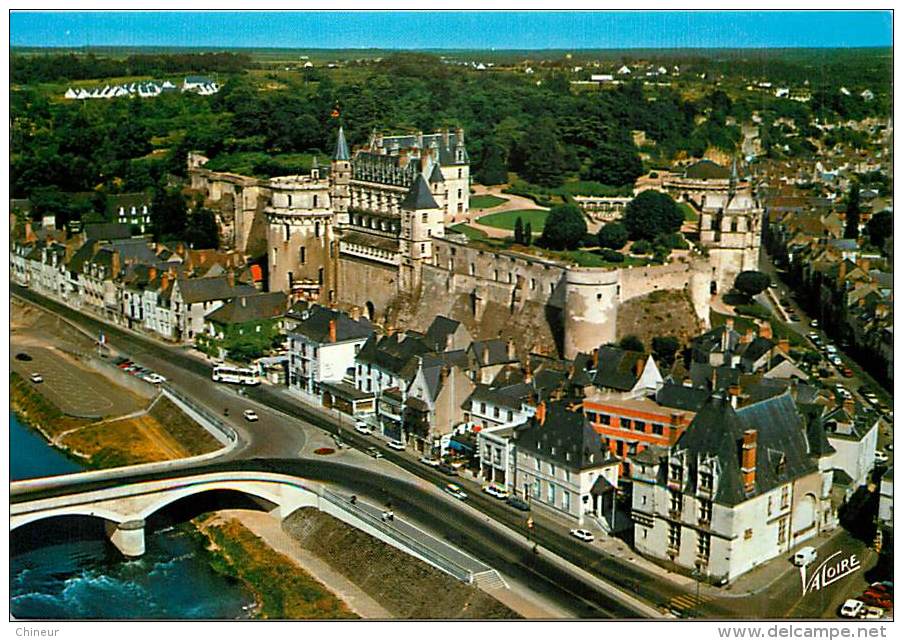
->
10;11;892;50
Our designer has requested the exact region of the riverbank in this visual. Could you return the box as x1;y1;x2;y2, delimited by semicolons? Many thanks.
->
195;513;358;620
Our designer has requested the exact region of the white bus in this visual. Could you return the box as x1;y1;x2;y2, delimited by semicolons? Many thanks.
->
212;365;260;386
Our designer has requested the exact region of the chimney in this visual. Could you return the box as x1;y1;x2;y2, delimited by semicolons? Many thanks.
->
416;130;424;149
398;148;408;168
227;271;235;288
777;338;790;354
725;317;734;331
442;127;450;148
635;357;645;378
535;401;547;426
110;250;121;278
176;242;186;257
524;360;533;384
727;384;741;408
148;266;157;282
741;328;755;344
328;319;337;343
240;296;247;308
439;365;450;385
592;348;599;369
160;272;170;291
455;127;464;145
507;339;516;360
24;220;36;242
838;261;847;280
758;321;772;340
741;429;757;493
482;344;490;365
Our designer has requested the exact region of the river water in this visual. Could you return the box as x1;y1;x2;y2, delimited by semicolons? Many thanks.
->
10;412;255;619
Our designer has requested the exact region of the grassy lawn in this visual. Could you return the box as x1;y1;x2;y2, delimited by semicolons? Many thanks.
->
679;202;699;222
477;209;549;232
448;224;488;241
469;194;508;210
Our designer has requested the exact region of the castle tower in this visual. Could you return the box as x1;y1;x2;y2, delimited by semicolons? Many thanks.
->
562;268;620;359
399;173;443;291
331;126;351;225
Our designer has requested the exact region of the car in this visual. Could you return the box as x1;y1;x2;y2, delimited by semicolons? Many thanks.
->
859;593;892;609
569;528;595;543
483;484;510;500
860;606;885;620
875;451;889;465
117;361;133;369
367;447;383;460
444;483;468;500
506;496;531;511
419;456;441;467
789;314;801;322
886;443;893;452
354;422;373;435
242;410;259;422
143;373;166;384
831;357;843;367
840;599;865;618
792;546;817;567
29;373;43;384
15;352;33;361
437;463;459;476
387;439;406;451
864;585;890;597
332;435;349;449
810;319;819;328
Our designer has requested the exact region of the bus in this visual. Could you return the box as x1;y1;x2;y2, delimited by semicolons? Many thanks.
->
212;365;260;386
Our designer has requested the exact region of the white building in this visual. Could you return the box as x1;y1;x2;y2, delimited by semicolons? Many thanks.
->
822;401;879;489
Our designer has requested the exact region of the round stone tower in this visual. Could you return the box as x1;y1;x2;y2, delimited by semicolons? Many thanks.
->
563;267;620;359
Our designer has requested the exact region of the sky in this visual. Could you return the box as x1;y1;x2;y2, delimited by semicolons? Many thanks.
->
9;11;892;50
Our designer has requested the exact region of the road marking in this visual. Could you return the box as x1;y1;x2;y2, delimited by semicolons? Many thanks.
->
669;592;714;611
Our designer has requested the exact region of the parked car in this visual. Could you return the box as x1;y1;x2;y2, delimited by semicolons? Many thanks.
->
842;368;854;378
506;496;530;511
444;483;468;500
859;593;892;609
437;463;459;476
354;422;373;435
243;409;259;422
143;373;166;384
387;439;406;451
840;599;864;618
419;456;441;467
569;528;595;543
860;606;885;620
875;451;889;465
810;319;819;328
29;373;43;384
483;484;510;500
367;447;383;460
117;361;133;369
15;352;33;361
792;546;817;567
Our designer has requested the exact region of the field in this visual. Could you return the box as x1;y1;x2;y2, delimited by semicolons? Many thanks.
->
477;209;549;232
469;194;508;210
448;223;488;240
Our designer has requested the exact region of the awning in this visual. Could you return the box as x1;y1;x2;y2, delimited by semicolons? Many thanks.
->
321;380;374;402
448;439;475;453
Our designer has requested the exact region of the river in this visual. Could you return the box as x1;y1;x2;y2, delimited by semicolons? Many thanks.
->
10;412;255;619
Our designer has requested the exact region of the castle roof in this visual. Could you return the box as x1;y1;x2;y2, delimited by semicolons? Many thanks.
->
334;126;350;161
400;173;439;210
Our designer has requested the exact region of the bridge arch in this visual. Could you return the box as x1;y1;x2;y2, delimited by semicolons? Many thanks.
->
11;505;130;531
134;481;292;522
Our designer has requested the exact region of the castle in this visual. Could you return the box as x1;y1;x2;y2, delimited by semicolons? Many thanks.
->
189;129;762;359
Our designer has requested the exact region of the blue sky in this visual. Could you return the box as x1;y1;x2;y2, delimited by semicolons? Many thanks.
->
10;11;892;49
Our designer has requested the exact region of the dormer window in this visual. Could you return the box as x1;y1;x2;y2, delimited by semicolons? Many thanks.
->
669;462;683;484
699;470;713;492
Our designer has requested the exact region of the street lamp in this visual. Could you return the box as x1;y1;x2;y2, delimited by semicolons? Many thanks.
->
692;564;702;619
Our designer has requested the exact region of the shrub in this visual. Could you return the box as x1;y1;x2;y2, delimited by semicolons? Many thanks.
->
601;248;625;263
631;239;652;254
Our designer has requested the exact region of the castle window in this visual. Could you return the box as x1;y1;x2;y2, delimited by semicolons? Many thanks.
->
458;189;463;199
652;424;664;436
287;195;293;208
315;222;321;238
422;213;428;223
699;498;713;524
469;263;475;276
668;524;681;550
284;224;290;241
697;532;711;560
300;247;306;265
313;195;318;208
318;268;324;285
530;278;536;290
458;169;462;179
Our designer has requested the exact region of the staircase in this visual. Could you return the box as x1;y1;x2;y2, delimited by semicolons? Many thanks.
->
472;569;508;591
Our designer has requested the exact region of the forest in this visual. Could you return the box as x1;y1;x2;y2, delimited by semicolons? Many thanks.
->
9;49;892;226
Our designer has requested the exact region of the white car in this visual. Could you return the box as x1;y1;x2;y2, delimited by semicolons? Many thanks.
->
29;373;43;384
243;409;259;422
387;439;406;451
143;373;166;384
810;320;819;328
840;599;864;618
483;484;510;500
354;422;373;435
570;528;595;543
875;450;889;465
419;456;441;467
860;606;885;620
444;483;468;500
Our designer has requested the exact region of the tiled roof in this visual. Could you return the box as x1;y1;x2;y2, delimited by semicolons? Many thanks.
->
205;292;288;325
289;304;373;344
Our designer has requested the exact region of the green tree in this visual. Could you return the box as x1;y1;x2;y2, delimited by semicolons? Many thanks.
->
844;183;861;240
619;335;645;352
150;186;188;241
866;210;892;251
631;239;652;254
597;222;628;250
733;270;771;299
516;118;567;187
538;204;587;250
652;336;680;365
584;142;643;187
623;190;683;241
524;221;533;246
184;204;220;249
514;216;524;245
476;142;509;185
